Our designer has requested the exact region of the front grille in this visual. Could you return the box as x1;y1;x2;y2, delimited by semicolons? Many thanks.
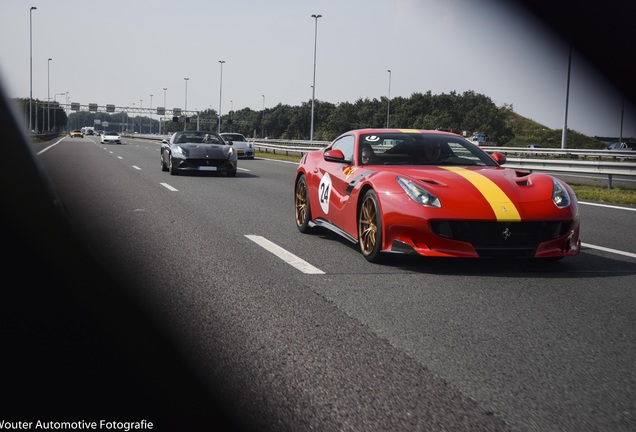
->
430;221;571;257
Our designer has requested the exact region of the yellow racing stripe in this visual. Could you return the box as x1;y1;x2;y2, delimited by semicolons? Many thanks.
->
441;166;521;221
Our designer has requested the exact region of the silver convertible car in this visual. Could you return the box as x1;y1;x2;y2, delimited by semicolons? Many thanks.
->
160;131;238;176
220;133;254;159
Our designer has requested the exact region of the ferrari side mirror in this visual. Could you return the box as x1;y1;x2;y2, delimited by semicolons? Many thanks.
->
491;152;507;165
323;149;349;163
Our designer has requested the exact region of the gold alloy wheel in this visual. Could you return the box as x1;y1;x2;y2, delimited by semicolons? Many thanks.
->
295;178;308;227
359;194;377;255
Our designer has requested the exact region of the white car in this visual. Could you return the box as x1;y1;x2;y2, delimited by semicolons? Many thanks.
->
101;131;121;144
220;133;254;159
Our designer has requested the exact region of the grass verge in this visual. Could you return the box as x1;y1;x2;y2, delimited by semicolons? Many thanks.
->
256;151;302;163
569;184;636;206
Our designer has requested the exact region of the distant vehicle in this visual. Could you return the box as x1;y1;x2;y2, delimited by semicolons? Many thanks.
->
468;132;496;146
526;144;542;148
470;133;487;143
100;131;121;144
70;130;84;138
220;133;254;159
294;128;580;262
160;131;238;176
607;142;636;150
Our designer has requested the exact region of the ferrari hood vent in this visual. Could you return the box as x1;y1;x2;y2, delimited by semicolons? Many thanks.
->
515;170;532;187
419;178;446;186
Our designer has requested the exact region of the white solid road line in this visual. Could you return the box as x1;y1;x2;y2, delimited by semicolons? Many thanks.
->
582;243;636;259
36;137;66;155
245;235;325;274
579;201;636;212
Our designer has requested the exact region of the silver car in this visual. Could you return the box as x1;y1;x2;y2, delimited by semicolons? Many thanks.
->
220;133;254;159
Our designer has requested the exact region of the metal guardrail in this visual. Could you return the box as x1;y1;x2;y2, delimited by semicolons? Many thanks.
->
252;140;636;189
32;132;63;141
122;135;635;188
503;158;635;189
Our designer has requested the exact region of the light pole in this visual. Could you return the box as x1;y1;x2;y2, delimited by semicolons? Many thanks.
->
386;69;391;128
619;96;624;145
65;92;69;131
53;92;65;130
29;6;37;133
149;94;153;134
184;78;189;131
139;99;143;133
310;13;322;142
261;94;265;138
218;60;225;133
561;45;571;149
47;58;52;131
162;87;167;134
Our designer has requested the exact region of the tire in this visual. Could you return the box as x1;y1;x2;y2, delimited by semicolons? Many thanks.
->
160;152;168;171
358;189;383;263
169;154;178;175
295;175;312;233
226;169;237;177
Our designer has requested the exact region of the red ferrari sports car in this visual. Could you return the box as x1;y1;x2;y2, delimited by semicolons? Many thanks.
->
294;129;581;262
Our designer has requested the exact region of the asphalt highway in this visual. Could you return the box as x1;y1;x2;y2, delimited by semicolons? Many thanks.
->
29;135;636;432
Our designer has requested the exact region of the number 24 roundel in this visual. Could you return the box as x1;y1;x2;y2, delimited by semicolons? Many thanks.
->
318;172;332;214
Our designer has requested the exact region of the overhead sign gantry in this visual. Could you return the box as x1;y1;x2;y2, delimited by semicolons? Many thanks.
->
63;103;198;117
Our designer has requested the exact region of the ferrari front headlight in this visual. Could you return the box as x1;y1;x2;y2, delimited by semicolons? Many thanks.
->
552;179;571;208
396;176;441;208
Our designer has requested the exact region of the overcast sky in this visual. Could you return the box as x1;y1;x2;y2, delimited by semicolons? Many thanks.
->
1;0;633;138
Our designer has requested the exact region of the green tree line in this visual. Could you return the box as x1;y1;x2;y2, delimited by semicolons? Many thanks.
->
227;90;515;143
13;91;610;148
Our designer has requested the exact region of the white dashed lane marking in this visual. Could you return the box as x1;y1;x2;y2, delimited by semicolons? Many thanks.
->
160;183;178;192
245;235;325;274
